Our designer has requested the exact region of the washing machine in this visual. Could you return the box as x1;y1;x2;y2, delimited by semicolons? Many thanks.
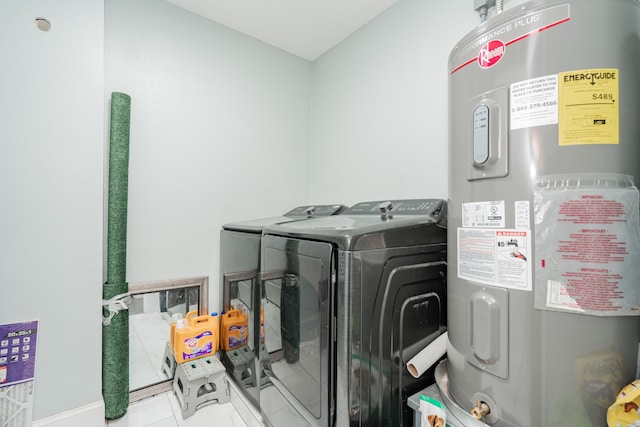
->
258;199;448;427
220;204;347;408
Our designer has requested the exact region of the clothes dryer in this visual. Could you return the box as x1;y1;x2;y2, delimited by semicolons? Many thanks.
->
259;199;448;427
219;204;347;408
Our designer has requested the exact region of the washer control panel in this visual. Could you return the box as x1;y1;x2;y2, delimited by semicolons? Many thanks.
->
344;199;444;216
284;204;347;218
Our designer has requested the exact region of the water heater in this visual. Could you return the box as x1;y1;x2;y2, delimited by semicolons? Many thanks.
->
447;0;640;425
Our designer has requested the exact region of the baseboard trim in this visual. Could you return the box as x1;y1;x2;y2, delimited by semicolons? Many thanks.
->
228;379;263;427
32;400;105;427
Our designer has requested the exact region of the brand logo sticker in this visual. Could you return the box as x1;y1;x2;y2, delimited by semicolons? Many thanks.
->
478;39;505;68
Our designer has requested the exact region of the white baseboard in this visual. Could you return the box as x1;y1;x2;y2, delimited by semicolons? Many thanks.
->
32;400;105;427
228;380;263;427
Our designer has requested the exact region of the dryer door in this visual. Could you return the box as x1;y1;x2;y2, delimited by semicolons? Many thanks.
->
260;235;335;427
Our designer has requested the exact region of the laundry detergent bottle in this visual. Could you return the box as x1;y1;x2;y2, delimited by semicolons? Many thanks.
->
173;310;219;363
221;308;249;351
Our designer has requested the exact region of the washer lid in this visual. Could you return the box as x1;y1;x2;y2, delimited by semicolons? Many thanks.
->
263;199;447;250
222;204;347;234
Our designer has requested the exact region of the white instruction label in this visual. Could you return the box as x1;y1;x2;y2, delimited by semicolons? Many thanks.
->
462;201;505;228
457;228;532;291
515;200;530;229
510;74;558;130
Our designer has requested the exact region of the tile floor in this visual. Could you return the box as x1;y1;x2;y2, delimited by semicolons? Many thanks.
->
106;389;248;427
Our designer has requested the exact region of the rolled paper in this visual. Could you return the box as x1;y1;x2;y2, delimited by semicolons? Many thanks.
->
407;332;448;379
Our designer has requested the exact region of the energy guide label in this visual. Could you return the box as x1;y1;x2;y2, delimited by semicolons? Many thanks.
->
558;68;619;145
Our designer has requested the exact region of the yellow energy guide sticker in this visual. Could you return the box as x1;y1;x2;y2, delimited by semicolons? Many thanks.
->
558;68;619;146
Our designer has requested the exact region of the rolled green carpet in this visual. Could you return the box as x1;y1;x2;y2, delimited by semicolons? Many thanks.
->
103;92;131;420
281;274;300;364
106;92;131;285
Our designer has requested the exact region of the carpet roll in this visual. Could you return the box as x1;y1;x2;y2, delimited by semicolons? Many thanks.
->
103;92;131;420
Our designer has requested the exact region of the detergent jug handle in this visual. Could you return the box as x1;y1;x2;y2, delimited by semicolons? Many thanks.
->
193;315;210;324
185;310;198;324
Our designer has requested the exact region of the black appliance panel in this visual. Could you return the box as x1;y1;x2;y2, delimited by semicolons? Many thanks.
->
260;235;335;427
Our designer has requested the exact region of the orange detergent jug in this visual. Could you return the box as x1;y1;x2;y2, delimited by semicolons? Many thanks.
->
173;310;219;363
221;309;249;351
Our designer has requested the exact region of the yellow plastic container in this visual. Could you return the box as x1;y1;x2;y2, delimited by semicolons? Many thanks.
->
221;309;249;351
173;310;219;363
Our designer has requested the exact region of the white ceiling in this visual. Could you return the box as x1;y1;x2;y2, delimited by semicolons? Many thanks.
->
165;0;399;61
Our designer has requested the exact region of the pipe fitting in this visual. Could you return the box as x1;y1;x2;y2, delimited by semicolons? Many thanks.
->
477;6;488;23
471;401;491;420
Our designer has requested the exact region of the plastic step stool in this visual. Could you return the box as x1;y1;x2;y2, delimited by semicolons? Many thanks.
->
221;345;254;387
221;344;272;388
172;355;229;419
160;342;176;378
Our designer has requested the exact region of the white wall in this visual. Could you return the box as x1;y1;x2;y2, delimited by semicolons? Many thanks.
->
105;0;313;312
0;0;104;421
310;0;479;206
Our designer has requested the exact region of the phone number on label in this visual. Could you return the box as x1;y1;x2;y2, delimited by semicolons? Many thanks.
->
512;101;558;112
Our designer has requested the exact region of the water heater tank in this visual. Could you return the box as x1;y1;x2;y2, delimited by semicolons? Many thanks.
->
447;0;640;426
